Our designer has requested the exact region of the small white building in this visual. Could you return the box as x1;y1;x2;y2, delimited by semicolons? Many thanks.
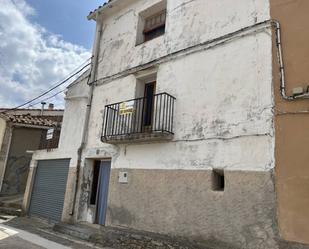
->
22;1;309;248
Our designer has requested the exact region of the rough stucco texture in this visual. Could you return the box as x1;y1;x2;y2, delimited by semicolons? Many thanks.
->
271;0;309;245
106;169;278;249
96;0;270;79
0;118;6;150
2;127;43;195
79;1;275;244
29;75;90;169
87;34;274;172
61;167;77;223
0;124;10;189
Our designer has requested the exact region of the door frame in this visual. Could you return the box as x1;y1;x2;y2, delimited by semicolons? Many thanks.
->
143;81;156;129
95;160;111;225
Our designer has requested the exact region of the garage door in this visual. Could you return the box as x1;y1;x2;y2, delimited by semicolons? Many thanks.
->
29;159;70;221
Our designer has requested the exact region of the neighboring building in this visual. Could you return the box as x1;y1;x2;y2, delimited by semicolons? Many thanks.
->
0;108;63;196
22;0;309;248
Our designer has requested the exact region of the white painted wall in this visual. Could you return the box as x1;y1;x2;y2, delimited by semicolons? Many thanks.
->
0;118;8;190
30;0;273;171
83;0;273;172
26;0;274;224
31;73;90;169
96;0;270;79
0;118;6;150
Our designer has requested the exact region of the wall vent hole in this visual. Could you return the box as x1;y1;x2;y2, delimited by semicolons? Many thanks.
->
212;170;225;191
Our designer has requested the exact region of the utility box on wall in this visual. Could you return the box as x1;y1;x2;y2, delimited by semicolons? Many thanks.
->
119;171;128;184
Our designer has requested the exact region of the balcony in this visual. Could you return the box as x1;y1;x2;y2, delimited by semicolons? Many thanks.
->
101;92;176;143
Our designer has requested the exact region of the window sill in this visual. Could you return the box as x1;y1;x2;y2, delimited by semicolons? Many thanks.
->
135;33;165;47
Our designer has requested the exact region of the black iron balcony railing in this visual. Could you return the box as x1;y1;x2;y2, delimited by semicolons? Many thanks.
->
101;92;176;142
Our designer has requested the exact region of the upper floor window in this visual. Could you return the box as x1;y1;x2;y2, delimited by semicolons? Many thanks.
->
136;0;167;45
143;10;166;42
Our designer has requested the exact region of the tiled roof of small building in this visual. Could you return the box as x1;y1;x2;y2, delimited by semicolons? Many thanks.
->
0;113;59;127
88;0;114;18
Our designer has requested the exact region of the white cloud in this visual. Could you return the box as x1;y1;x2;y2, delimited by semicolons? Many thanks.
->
0;0;91;108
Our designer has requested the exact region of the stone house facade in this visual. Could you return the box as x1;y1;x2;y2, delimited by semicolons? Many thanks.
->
22;0;309;248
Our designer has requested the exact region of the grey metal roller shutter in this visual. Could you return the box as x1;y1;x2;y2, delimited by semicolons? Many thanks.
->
29;159;70;222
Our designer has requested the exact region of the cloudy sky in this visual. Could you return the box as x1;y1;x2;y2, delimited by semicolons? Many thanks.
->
0;0;105;109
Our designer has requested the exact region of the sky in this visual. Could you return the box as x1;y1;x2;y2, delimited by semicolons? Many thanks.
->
0;0;106;109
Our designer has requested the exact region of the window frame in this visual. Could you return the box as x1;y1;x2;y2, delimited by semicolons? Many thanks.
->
143;10;166;42
136;1;167;45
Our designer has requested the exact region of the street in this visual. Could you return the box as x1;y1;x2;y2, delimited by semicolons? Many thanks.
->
0;216;110;249
0;223;66;249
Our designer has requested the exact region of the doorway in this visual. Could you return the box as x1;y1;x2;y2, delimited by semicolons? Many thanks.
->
143;81;156;127
92;160;111;225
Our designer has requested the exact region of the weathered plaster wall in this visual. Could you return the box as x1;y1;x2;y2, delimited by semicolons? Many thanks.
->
77;1;276;247
87;33;274;171
0;123;11;191
1;127;43;195
23;75;90;221
106;169;278;249
58;74;89;153
29;74;89;167
96;0;270;80
270;0;309;245
24;0;279;247
22;161;36;212
0;118;6;150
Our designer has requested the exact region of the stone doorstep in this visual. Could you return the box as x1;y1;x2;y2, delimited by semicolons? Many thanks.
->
0;195;23;209
53;222;93;241
53;222;208;249
0;206;22;216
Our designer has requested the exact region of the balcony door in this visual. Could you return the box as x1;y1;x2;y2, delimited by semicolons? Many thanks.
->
143;81;156;128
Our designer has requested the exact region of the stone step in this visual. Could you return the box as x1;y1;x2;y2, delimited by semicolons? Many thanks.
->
0;201;22;209
0;206;22;216
53;222;205;249
0;214;16;221
53;223;93;241
0;195;23;209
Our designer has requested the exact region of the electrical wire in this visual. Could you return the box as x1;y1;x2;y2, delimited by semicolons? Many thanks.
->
28;89;66;108
1;61;91;113
28;66;92;108
47;58;91;89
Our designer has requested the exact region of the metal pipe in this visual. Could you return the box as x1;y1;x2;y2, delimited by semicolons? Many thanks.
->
88;19;307;102
70;14;103;216
40;102;46;116
271;20;309;100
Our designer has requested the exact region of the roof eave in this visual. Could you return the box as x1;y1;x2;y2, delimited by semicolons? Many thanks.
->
87;2;111;21
87;0;123;21
0;113;9;122
12;123;55;129
87;12;96;21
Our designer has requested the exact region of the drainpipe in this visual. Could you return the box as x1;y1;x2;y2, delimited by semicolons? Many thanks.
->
272;20;309;100
70;14;103;216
